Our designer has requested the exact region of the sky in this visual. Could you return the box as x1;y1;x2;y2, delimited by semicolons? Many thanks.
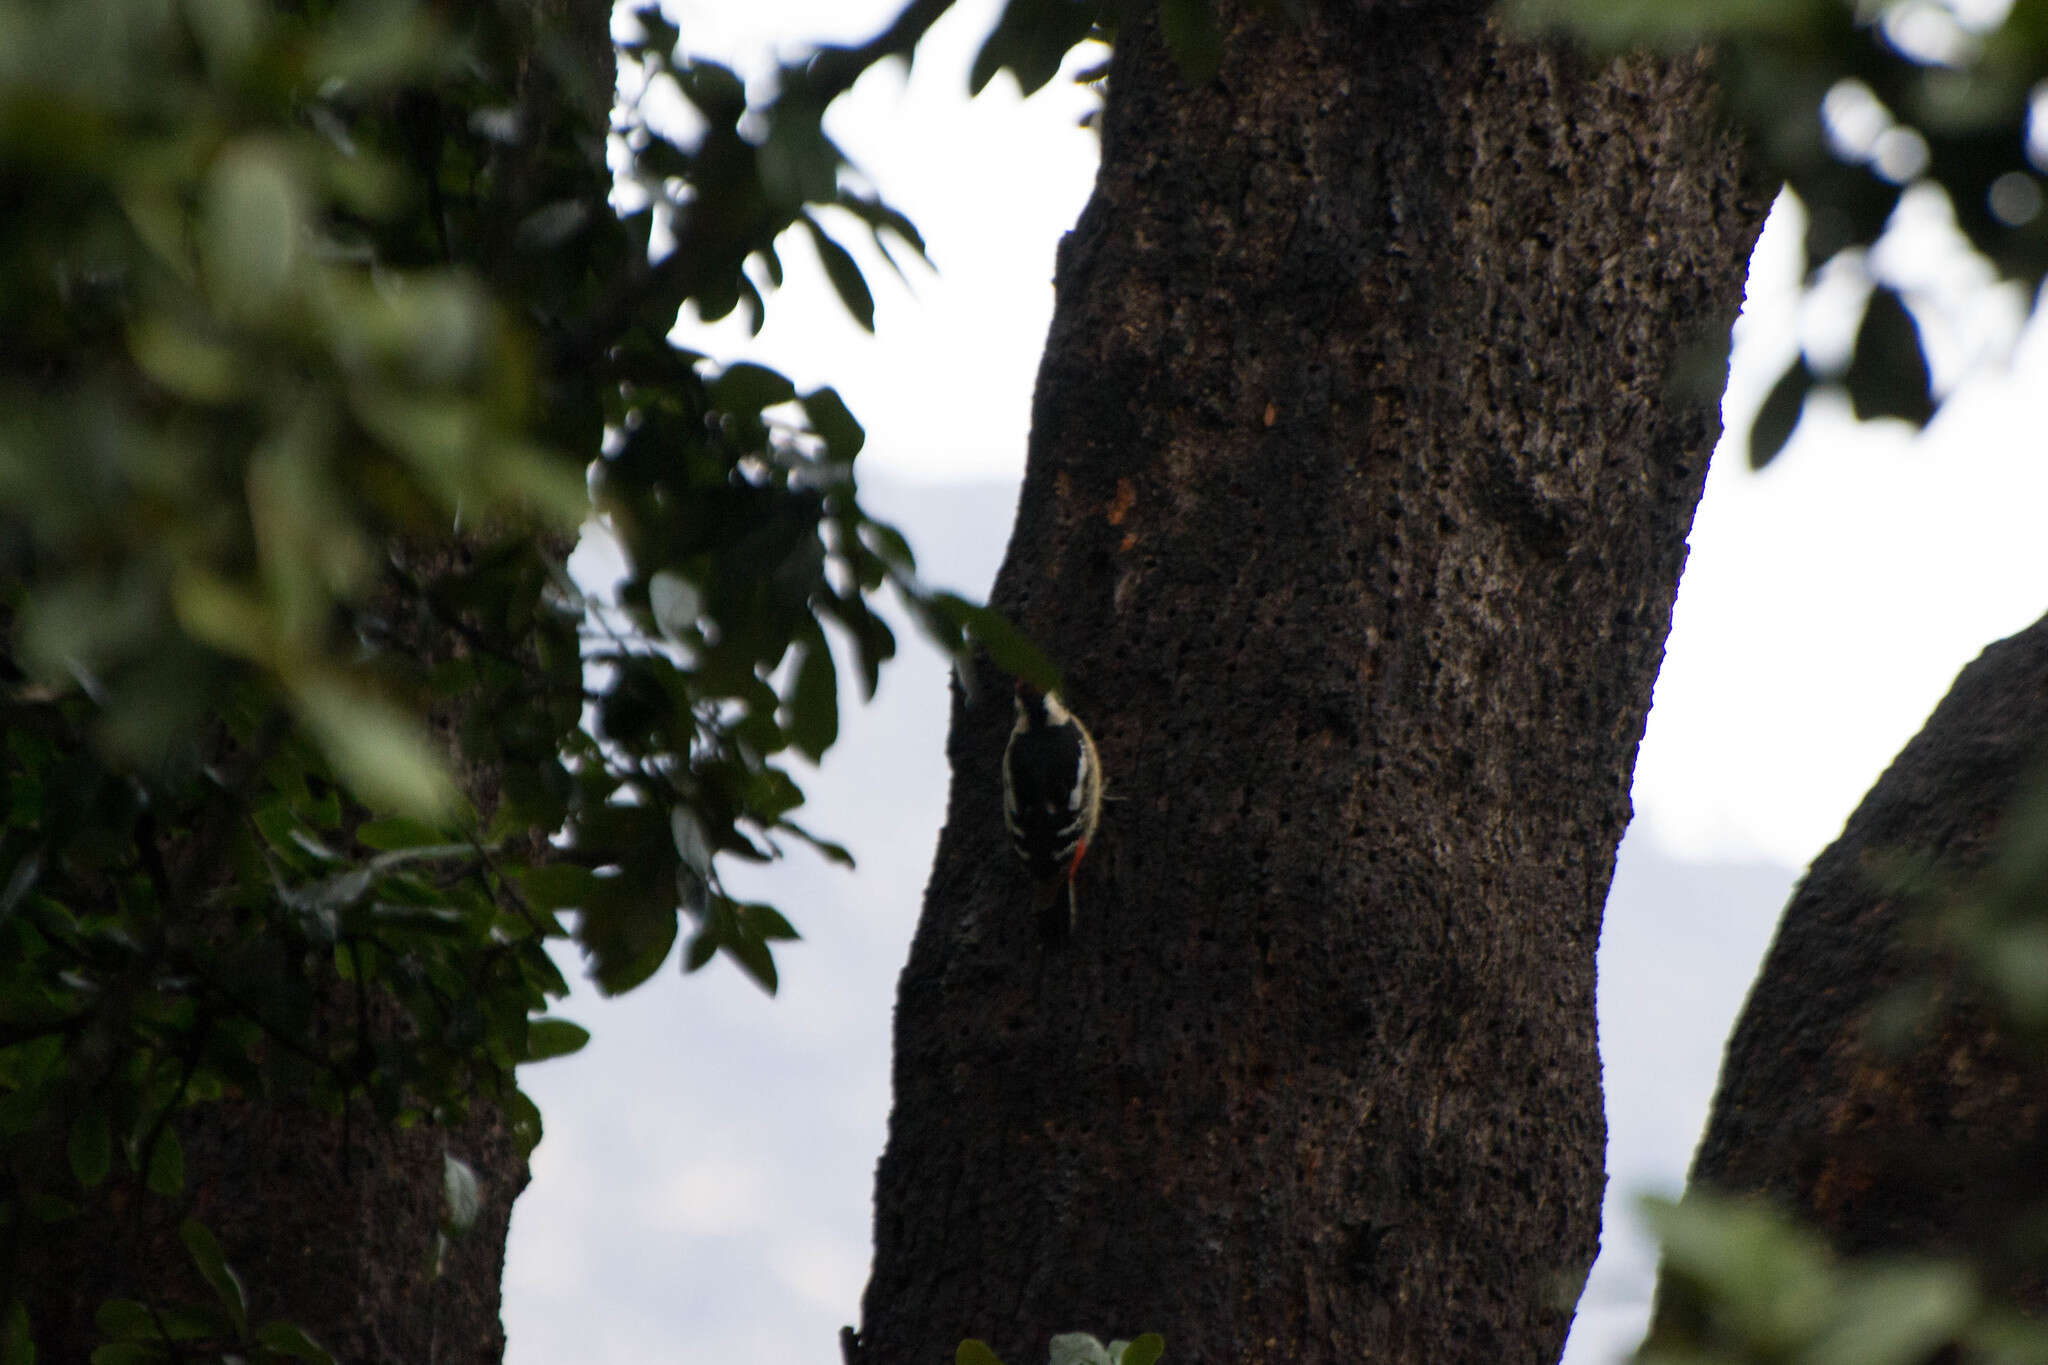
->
500;3;2048;1361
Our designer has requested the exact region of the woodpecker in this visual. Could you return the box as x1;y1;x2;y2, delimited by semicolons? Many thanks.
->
1002;679;1103;945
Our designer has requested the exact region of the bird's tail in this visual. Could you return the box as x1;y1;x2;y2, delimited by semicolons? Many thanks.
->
1033;877;1076;948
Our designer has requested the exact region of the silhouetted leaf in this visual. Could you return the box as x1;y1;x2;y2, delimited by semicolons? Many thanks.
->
1845;285;1933;427
804;218;876;331
788;634;839;762
1749;354;1815;468
524;1017;591;1062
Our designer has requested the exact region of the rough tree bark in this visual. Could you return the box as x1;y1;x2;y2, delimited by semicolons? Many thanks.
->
1655;613;2048;1334
856;4;1761;1363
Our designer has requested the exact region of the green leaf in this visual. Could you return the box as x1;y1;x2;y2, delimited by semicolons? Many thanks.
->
803;218;876;331
515;864;599;913
506;1088;544;1158
968;0;1098;97
524;1017;592;1063
1808;1262;1976;1365
738;902;800;942
2;1300;33;1365
88;1346;161;1365
726;928;781;996
1844;285;1934;427
145;1128;185;1197
577;877;680;996
801;387;865;462
253;1322;335;1364
294;678;459;821
957;1341;1006;1365
181;1219;248;1338
91;1301;156;1342
710;362;798;414
128;316;247;404
1748;354;1814;469
68;1104;110;1189
788;635;839;763
203;139;305;321
442;1152;481;1237
354;817;454;851
1117;1334;1167;1365
781;818;855;868
929;593;1059;689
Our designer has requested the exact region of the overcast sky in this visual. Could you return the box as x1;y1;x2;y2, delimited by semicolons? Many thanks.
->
501;4;2048;1361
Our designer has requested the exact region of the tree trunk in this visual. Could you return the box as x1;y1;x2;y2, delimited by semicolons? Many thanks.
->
1657;614;2048;1332
855;5;1761;1363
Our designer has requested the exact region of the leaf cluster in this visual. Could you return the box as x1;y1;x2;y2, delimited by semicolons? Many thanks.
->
0;0;1081;1351
1505;0;2048;466
1642;1192;2048;1365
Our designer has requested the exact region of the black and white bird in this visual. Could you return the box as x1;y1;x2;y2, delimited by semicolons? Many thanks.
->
1001;679;1103;946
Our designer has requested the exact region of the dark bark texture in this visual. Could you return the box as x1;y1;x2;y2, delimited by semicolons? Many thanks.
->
25;1098;525;1365
857;4;1761;1363
1663;614;2048;1327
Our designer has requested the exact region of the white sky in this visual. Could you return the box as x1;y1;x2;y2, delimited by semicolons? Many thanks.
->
502;5;2048;1362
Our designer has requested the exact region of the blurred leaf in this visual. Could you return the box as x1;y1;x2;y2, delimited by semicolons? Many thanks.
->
970;0;1099;97
788;632;839;763
929;592;1058;690
145;1128;185;1197
354;817;449;851
92;1300;156;1342
1808;1261;1976;1365
726;928;780;995
129;317;246;404
524;1017;591;1062
294;678;459;821
803;217;876;331
202;140;304;321
958;1342;1006;1365
578;876;679;996
738;902;800;942
711;362;798;414
181;1219;248;1338
252;1322;335;1364
1844;286;1934;427
1749;354;1814;469
801;386;865;463
3;1300;33;1365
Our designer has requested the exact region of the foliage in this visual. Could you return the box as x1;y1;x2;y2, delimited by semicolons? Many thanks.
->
1505;0;2048;467
958;1332;1167;1365
0;0;1081;1350
1640;1192;2048;1365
